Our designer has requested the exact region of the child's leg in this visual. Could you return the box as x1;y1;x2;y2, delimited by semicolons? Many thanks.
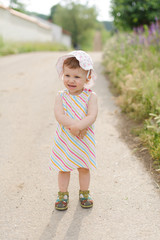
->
78;168;93;208
78;168;90;191
55;171;70;211
58;171;70;192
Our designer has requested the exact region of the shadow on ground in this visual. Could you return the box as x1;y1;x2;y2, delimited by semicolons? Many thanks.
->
39;201;92;240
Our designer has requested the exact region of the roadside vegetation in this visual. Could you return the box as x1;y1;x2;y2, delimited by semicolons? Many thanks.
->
0;37;69;56
103;15;160;168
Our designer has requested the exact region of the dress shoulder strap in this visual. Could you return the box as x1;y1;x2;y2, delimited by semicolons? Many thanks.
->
58;89;67;97
82;88;93;101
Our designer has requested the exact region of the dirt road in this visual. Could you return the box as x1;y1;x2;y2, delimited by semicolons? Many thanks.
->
94;31;102;51
0;52;160;240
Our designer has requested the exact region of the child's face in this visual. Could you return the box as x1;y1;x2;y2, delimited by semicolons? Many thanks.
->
63;65;88;95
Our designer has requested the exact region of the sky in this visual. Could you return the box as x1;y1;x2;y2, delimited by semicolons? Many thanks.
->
0;0;113;21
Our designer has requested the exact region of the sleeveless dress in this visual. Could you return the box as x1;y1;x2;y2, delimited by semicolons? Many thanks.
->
49;88;97;172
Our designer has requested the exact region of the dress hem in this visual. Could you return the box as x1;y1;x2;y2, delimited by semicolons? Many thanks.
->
49;165;97;172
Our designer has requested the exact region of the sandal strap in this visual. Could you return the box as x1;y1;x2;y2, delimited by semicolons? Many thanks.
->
58;192;69;201
79;190;92;200
56;191;69;202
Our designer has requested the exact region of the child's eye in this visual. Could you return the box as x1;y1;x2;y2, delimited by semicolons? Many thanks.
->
65;74;70;77
75;76;80;78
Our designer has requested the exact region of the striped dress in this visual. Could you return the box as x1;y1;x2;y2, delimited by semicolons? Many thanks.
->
50;88;97;172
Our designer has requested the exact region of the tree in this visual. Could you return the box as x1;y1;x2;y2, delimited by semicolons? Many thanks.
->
10;0;26;13
49;4;60;22
111;0;160;30
53;1;98;48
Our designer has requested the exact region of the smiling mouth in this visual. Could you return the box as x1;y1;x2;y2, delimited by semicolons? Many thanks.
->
68;84;76;88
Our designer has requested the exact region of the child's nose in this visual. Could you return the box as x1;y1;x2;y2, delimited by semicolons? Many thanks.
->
69;77;75;83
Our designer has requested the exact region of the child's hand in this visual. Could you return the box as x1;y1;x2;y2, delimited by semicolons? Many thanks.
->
68;125;80;137
78;128;88;139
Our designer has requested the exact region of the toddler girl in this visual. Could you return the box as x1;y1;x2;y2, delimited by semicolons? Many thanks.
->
49;50;98;210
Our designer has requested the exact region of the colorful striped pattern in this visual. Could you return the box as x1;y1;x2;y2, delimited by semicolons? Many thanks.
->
50;88;97;171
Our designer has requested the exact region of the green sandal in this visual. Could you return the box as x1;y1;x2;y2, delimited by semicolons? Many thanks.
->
79;190;93;208
55;191;69;211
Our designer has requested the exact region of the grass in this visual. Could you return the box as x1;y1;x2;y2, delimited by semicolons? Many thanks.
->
103;33;160;167
0;36;69;56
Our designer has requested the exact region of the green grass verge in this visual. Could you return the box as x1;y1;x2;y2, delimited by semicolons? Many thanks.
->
0;36;69;56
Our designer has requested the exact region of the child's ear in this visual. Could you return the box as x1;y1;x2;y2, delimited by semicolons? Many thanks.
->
86;75;91;81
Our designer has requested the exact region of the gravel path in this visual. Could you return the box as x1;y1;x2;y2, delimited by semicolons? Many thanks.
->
0;52;160;240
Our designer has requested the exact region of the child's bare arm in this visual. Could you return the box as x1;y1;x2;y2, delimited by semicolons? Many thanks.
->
76;92;98;130
54;93;78;128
